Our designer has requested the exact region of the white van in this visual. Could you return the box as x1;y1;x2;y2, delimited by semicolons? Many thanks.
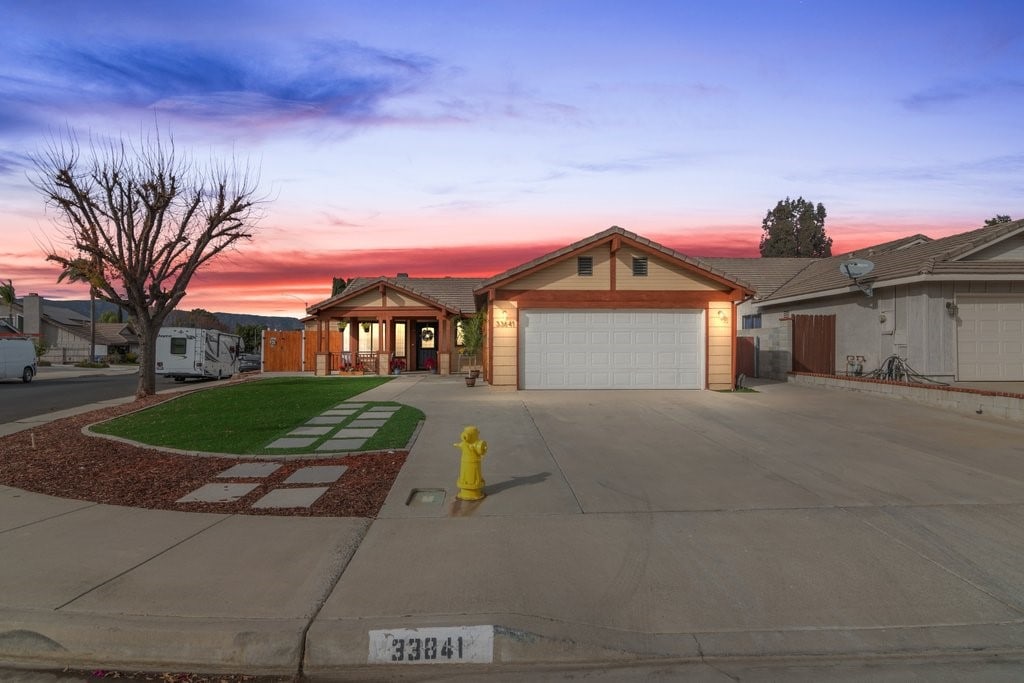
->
0;334;37;383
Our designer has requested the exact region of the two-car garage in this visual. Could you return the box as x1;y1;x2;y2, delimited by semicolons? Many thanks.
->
519;310;704;389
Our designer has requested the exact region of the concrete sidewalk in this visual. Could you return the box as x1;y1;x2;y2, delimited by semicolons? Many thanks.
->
2;374;1024;679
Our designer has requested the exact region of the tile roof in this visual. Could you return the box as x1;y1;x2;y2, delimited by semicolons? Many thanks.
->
700;257;812;299
476;226;755;293
312;276;485;314
92;323;139;346
762;219;1024;303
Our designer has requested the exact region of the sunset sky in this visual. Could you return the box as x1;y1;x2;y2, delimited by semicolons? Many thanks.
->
2;1;1021;317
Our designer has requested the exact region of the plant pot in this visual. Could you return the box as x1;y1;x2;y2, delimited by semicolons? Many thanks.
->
465;376;476;387
469;369;480;379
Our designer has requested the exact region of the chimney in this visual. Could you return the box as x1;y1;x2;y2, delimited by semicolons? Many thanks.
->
396;273;409;278
23;293;42;336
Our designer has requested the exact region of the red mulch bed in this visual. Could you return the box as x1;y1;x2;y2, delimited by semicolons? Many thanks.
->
0;395;407;517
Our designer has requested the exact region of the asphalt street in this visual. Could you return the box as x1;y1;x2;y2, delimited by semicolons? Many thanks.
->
0;368;183;423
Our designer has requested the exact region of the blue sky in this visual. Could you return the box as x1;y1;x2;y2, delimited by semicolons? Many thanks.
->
1;1;1021;314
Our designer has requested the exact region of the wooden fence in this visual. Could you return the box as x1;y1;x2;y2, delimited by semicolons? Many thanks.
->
792;314;836;374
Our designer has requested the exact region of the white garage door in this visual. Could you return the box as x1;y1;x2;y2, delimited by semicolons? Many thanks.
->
957;296;1024;381
520;310;703;389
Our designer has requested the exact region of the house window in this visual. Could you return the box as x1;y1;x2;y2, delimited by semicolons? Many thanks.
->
632;256;648;277
577;256;593;276
394;322;406;357
741;314;762;330
170;337;187;355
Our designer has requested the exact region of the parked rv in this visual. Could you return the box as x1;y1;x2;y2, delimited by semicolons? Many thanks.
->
155;327;242;381
0;333;37;383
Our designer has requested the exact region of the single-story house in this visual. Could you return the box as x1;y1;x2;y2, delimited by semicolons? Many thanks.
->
305;226;754;390
8;293;139;363
720;219;1024;382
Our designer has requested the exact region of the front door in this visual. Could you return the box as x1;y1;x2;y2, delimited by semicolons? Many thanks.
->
416;322;437;371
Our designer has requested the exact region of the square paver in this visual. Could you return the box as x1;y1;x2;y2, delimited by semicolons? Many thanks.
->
366;407;400;414
334;428;377;438
306;416;346;425
322;409;357;417
267;437;318;449
284;466;348;484
252;487;329;509
349;419;388;428
176;483;259;504
318;438;367;451
338;403;367;408
289;426;332;436
216;463;282;479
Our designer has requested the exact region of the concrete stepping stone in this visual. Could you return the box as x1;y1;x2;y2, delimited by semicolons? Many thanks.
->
177;483;259;503
338;403;367;408
317;438;366;451
322;409;357;416
284;465;348;484
252;487;328;509
366;406;399;414
306;416;347;425
334;428;377;438
216;463;281;479
267;437;317;449
289;426;331;436
349;418;388;428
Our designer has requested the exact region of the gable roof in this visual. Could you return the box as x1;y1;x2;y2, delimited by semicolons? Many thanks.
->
761;219;1024;305
309;276;485;315
476;225;755;294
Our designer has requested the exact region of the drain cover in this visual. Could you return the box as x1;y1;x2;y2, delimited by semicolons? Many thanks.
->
407;488;446;507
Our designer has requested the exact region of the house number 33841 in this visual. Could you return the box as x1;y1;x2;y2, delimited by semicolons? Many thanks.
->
495;319;516;328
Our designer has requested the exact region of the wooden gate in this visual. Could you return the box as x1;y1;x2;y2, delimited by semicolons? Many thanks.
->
736;336;757;378
262;330;303;372
792;315;836;374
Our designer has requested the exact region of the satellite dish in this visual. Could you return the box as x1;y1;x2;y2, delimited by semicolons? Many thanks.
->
839;259;875;279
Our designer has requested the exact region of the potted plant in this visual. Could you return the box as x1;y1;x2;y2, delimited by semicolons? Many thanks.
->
465;374;476;387
361;322;372;333
424;356;437;374
337;321;347;332
461;309;485;378
390;357;406;375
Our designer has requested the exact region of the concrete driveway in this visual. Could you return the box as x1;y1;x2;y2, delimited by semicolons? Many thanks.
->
307;376;1024;672
3;375;1023;678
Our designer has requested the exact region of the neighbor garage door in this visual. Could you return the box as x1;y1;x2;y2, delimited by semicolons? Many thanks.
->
520;310;703;389
957;296;1024;381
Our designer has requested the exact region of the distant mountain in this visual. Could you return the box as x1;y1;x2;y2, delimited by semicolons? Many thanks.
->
45;300;302;331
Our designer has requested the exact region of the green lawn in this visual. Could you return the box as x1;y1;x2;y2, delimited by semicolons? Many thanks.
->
91;377;425;455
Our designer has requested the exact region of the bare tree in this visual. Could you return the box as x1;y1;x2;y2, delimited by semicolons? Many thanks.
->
34;131;263;397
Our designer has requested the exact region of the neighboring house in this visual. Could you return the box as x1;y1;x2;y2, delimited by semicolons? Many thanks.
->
8;293;139;363
726;219;1024;382
306;226;753;390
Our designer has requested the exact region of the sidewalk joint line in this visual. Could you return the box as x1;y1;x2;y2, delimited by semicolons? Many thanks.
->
522;400;584;514
54;514;235;611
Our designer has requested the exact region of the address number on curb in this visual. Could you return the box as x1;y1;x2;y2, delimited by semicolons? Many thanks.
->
368;625;494;664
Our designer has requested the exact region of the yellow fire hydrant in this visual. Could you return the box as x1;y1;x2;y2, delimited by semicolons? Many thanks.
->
454;425;488;501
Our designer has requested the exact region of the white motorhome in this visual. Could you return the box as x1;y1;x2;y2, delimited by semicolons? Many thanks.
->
0;326;37;383
156;327;241;381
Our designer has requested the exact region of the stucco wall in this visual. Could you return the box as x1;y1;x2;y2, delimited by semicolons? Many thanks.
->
755;280;1024;381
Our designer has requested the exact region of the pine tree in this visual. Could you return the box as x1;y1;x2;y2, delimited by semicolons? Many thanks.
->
759;197;832;258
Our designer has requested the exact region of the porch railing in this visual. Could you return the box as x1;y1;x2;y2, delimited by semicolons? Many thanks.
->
330;351;380;374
